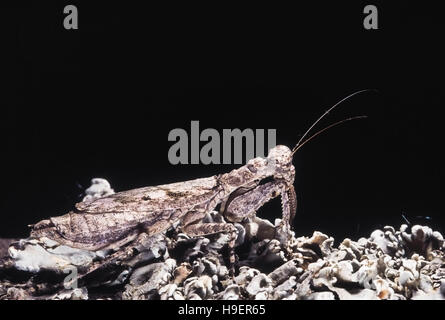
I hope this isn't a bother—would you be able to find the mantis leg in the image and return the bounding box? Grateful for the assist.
[221,180,297,246]
[279,184,297,235]
[221,180,296,227]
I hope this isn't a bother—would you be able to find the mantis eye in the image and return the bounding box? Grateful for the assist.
[247,164,257,173]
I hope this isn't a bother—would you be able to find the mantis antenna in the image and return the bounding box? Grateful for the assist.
[291,116,367,155]
[291,89,375,154]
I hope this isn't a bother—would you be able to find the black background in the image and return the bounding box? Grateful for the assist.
[1,2,444,242]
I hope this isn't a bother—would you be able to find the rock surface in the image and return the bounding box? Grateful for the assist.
[1,217,444,300]
[1,180,444,300]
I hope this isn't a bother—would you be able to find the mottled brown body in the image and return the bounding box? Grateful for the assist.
[31,145,297,270]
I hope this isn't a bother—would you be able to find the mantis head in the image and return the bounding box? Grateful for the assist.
[266,145,295,182]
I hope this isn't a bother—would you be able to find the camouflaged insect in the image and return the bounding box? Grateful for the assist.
[30,90,369,274]
[31,145,297,269]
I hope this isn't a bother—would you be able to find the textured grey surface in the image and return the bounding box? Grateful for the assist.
[0,178,444,300]
[1,217,445,300]
[0,239,15,259]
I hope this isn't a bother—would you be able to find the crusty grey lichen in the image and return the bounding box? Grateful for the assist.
[1,213,444,300]
[1,178,444,300]
[82,178,115,203]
